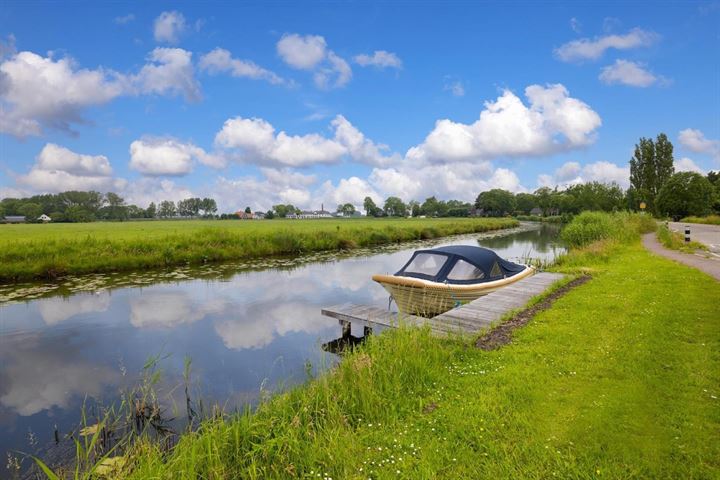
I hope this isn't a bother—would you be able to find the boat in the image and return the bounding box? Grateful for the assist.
[372,245,535,317]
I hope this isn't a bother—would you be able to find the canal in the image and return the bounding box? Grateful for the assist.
[0,222,564,467]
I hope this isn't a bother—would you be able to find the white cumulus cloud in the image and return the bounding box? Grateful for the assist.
[599,59,664,87]
[537,160,630,189]
[354,50,402,69]
[129,137,224,176]
[406,84,601,164]
[132,47,200,101]
[554,27,659,62]
[276,33,327,69]
[675,157,705,174]
[0,47,202,137]
[153,11,187,44]
[678,128,720,160]
[276,33,351,89]
[199,48,286,85]
[0,51,125,137]
[17,143,125,193]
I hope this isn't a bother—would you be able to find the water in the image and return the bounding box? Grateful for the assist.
[0,222,563,468]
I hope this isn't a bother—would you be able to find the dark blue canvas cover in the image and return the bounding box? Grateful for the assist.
[396,245,526,284]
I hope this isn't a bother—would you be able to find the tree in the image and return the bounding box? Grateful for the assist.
[629,133,675,214]
[199,198,217,216]
[65,205,93,222]
[363,196,381,217]
[408,200,421,217]
[158,200,176,218]
[244,206,252,214]
[265,210,275,219]
[146,202,157,218]
[534,187,553,216]
[105,192,127,220]
[656,172,714,219]
[18,202,42,222]
[421,196,447,217]
[272,204,298,218]
[475,189,516,216]
[336,203,356,216]
[515,193,537,214]
[383,196,408,217]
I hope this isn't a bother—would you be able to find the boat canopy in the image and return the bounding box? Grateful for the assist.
[395,245,526,285]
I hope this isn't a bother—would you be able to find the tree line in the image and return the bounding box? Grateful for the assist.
[0,192,218,223]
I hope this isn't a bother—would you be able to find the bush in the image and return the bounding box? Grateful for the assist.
[561,211,656,248]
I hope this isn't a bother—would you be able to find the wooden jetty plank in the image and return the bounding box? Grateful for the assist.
[321,272,566,336]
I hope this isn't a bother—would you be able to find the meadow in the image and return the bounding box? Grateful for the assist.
[0,217,517,283]
[35,212,720,478]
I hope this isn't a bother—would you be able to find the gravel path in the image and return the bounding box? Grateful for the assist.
[642,232,720,281]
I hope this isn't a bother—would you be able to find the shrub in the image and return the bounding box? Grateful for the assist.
[561,211,656,248]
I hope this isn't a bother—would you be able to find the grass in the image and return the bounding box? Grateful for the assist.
[0,217,517,283]
[656,224,707,253]
[35,212,720,478]
[680,214,720,226]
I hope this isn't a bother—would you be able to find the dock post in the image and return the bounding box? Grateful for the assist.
[340,320,351,339]
[685,226,691,243]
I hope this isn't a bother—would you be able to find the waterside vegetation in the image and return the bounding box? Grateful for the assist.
[0,217,517,283]
[34,212,720,478]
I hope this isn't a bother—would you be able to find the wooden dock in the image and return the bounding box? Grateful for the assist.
[322,272,565,337]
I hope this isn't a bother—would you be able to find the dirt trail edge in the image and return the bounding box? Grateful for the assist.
[476,275,591,350]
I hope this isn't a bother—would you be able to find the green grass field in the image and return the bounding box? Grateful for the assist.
[36,213,720,479]
[0,218,517,283]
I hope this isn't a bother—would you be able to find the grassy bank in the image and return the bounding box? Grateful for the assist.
[0,218,516,283]
[680,214,720,225]
[656,223,707,253]
[39,212,719,478]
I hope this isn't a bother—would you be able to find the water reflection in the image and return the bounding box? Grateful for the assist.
[0,223,563,464]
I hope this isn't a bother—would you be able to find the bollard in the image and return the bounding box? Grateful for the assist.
[685,226,691,243]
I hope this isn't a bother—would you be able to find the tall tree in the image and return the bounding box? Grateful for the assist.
[629,134,674,213]
[475,189,516,216]
[158,200,176,218]
[105,192,127,220]
[383,196,407,217]
[337,203,356,215]
[146,202,157,218]
[363,196,381,217]
[199,198,217,216]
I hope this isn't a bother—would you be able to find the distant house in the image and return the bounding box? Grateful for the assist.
[253,211,266,219]
[38,214,52,223]
[3,216,26,223]
[286,213,299,219]
[297,209,333,219]
[529,207,543,216]
[236,211,254,220]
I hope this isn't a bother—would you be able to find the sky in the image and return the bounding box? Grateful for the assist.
[1,1,719,213]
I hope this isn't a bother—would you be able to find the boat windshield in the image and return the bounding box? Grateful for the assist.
[446,259,485,281]
[403,253,447,277]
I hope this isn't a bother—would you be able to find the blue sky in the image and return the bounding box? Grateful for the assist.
[1,1,718,212]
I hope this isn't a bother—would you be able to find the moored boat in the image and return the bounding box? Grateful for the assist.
[372,245,534,317]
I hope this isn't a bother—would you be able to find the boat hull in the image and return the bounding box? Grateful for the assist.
[372,266,535,317]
